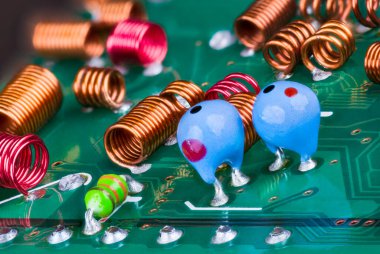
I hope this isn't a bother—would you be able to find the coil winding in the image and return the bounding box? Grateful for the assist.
[104,81,204,166]
[352,0,380,28]
[299,0,351,22]
[301,20,355,72]
[365,42,380,83]
[205,73,260,100]
[73,67,126,109]
[0,133,49,195]
[33,22,104,58]
[227,93,258,151]
[234,0,297,50]
[106,20,168,66]
[263,20,316,75]
[0,65,62,135]
[96,0,147,28]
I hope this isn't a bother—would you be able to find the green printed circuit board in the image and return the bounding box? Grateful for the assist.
[1,0,380,253]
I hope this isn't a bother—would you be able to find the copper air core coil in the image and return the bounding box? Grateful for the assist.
[0,65,62,135]
[299,0,351,22]
[365,42,380,83]
[73,67,126,109]
[96,0,147,28]
[263,20,316,75]
[228,92,258,152]
[352,0,380,28]
[32,22,105,58]
[104,81,204,166]
[234,0,297,50]
[301,20,355,72]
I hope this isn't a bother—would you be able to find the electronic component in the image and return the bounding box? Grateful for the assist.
[365,42,380,84]
[177,100,249,206]
[352,0,379,27]
[253,81,320,172]
[299,0,351,22]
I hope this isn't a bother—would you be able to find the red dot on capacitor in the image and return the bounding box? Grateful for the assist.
[284,87,298,97]
[181,139,207,162]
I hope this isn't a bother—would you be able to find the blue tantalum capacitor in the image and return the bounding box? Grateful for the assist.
[252,81,320,172]
[177,100,250,206]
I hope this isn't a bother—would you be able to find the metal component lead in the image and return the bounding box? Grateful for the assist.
[0,227,17,244]
[47,225,73,245]
[122,175,144,194]
[82,209,102,236]
[101,226,128,245]
[211,180,229,207]
[157,225,183,245]
[265,226,291,245]
[231,169,250,187]
[211,225,237,245]
[25,189,46,201]
[269,148,286,172]
[59,173,86,191]
[298,158,317,172]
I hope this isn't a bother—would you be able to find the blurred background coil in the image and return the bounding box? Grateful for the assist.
[227,92,258,151]
[205,73,260,100]
[95,0,147,28]
[234,0,297,50]
[299,0,351,22]
[104,81,204,166]
[106,19,168,66]
[83,0,112,11]
[352,0,380,27]
[0,133,49,195]
[364,42,380,83]
[33,22,105,58]
[263,20,316,75]
[301,20,355,72]
[73,67,126,109]
[0,65,63,135]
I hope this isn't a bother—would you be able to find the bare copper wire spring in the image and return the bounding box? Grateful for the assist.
[227,92,258,152]
[83,0,112,11]
[364,42,380,83]
[73,67,126,109]
[263,20,316,75]
[352,0,380,27]
[299,0,352,22]
[32,22,105,58]
[0,65,63,135]
[104,81,204,166]
[96,0,147,28]
[234,0,297,50]
[301,20,355,72]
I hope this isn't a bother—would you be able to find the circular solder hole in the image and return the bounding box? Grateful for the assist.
[190,105,202,114]
[329,159,338,165]
[149,208,158,214]
[236,188,244,193]
[140,224,151,230]
[361,137,372,144]
[156,198,167,205]
[349,219,360,226]
[335,219,346,226]
[165,176,175,181]
[52,161,63,167]
[263,85,275,94]
[303,189,313,196]
[363,220,376,227]
[164,188,174,194]
[351,129,361,135]
[268,196,278,202]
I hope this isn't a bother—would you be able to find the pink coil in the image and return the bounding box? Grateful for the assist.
[106,19,168,66]
[205,73,261,100]
[0,133,49,195]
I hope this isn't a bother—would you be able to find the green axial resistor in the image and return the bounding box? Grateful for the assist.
[84,174,129,218]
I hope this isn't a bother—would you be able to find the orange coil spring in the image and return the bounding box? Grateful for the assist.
[73,67,126,109]
[227,93,258,152]
[364,42,380,83]
[96,0,147,28]
[0,65,63,135]
[234,0,297,50]
[299,0,352,22]
[32,22,104,58]
[352,0,380,27]
[104,81,204,166]
[263,20,316,75]
[301,20,355,72]
[83,0,111,11]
